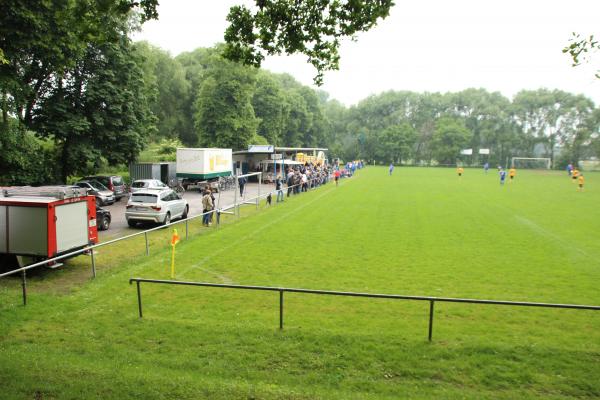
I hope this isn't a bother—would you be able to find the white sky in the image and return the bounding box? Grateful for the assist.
[132,0,600,106]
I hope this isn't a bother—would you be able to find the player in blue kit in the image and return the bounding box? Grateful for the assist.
[499,168,507,185]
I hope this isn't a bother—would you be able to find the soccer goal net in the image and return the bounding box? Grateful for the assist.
[511,157,552,169]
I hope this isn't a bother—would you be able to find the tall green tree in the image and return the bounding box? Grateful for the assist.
[0,0,157,128]
[430,117,472,165]
[33,39,155,181]
[512,89,593,165]
[252,72,285,145]
[380,123,417,163]
[134,42,191,142]
[0,1,158,183]
[193,59,258,149]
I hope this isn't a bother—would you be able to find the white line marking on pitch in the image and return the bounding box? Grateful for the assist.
[178,178,357,280]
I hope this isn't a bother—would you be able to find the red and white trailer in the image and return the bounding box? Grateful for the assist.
[0,186,98,267]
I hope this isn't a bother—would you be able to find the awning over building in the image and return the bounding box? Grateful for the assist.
[260,159,303,165]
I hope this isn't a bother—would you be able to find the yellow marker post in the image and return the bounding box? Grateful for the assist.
[170,228,180,279]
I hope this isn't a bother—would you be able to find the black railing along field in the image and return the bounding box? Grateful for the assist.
[129,278,600,342]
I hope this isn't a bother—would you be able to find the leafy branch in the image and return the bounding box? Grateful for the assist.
[223,0,394,86]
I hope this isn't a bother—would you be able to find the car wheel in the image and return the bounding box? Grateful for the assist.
[181,206,189,219]
[127,220,137,228]
[163,212,171,226]
[95,197,102,207]
[100,216,110,231]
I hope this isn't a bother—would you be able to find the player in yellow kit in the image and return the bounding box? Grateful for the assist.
[457,167,464,178]
[508,167,516,183]
[572,169,579,183]
[578,174,584,191]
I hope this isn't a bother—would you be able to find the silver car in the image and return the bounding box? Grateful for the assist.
[130,179,168,193]
[125,188,188,227]
[75,180,115,206]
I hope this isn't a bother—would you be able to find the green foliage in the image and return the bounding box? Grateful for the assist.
[157,138,183,156]
[252,72,286,145]
[0,0,158,184]
[134,42,191,142]
[137,139,182,162]
[32,38,155,181]
[224,0,394,85]
[193,58,259,149]
[563,33,600,79]
[380,123,417,163]
[0,123,57,185]
[431,117,472,164]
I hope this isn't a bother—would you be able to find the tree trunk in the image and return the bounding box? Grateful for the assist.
[1,92,7,133]
[60,141,70,184]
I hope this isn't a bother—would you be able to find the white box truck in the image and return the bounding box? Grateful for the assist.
[176,148,233,190]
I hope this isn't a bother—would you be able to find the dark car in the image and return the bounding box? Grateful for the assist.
[96,206,111,231]
[83,175,127,201]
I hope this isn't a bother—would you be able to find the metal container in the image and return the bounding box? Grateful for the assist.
[129,162,176,184]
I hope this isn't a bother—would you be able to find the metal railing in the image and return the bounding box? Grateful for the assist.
[129,278,600,342]
[0,171,335,305]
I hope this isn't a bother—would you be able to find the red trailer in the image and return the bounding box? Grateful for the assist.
[0,186,98,268]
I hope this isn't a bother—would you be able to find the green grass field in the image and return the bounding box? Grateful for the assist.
[1,167,600,399]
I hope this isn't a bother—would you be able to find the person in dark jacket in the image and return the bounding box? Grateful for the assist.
[238,176,247,196]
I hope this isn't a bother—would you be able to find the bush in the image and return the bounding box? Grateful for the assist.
[0,124,59,185]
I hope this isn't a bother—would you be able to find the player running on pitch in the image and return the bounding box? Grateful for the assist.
[457,166,464,178]
[499,168,507,185]
[509,167,516,183]
[572,168,579,183]
[578,174,585,191]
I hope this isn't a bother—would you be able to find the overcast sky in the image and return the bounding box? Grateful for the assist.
[132,0,600,106]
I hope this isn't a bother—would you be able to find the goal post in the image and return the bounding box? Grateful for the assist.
[511,157,552,169]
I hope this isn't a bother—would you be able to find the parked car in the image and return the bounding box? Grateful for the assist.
[130,179,168,193]
[125,188,188,227]
[74,180,115,206]
[96,206,111,231]
[83,175,127,201]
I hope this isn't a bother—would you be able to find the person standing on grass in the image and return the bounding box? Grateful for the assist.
[238,176,247,196]
[499,168,507,185]
[201,189,213,226]
[509,167,516,183]
[484,162,489,173]
[457,166,464,178]
[286,168,294,197]
[578,174,585,192]
[209,186,216,224]
[389,163,394,176]
[275,175,284,202]
[301,172,308,192]
[334,169,341,186]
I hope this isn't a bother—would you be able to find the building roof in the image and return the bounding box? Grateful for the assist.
[233,146,328,155]
[274,147,328,152]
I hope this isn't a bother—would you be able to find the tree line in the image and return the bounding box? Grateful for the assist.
[338,88,600,168]
[2,2,599,186]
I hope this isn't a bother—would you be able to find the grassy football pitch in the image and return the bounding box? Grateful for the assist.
[1,167,600,399]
